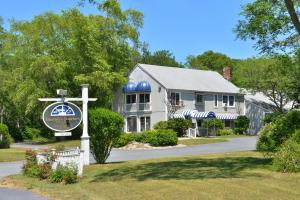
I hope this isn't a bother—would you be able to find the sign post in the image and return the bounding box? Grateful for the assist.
[39,84,97,165]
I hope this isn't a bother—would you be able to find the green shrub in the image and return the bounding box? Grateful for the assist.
[263,112,283,125]
[153,121,169,130]
[217,129,234,136]
[234,116,250,134]
[113,133,134,147]
[23,127,41,140]
[256,123,277,153]
[291,129,300,143]
[272,139,300,173]
[0,123,12,148]
[89,108,124,164]
[202,118,224,129]
[167,118,191,137]
[49,165,78,184]
[147,129,178,146]
[133,132,149,143]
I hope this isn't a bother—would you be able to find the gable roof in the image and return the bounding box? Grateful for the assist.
[137,63,241,94]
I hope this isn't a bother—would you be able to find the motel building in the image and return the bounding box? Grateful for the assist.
[113,64,274,135]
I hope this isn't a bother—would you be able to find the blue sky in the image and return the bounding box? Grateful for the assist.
[0,0,257,63]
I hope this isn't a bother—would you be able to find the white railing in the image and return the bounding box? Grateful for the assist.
[37,147,84,176]
[125,103,151,111]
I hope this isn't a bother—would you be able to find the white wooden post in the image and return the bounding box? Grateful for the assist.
[81,84,90,165]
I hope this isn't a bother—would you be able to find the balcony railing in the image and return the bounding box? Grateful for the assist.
[125,103,151,112]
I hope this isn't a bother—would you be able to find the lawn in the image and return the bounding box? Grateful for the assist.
[178,135,252,146]
[0,148,25,162]
[2,151,300,200]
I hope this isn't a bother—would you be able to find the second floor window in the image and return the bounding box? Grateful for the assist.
[139,93,150,103]
[126,94,136,104]
[195,94,203,104]
[170,92,180,105]
[222,95,235,107]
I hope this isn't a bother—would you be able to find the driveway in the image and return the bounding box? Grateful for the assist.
[107,137,257,162]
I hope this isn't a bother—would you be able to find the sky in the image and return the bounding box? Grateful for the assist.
[0,0,258,63]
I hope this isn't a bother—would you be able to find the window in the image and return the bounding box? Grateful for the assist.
[170,92,180,106]
[127,116,137,132]
[140,116,151,131]
[195,94,203,104]
[222,95,235,107]
[126,94,136,104]
[214,95,218,107]
[224,120,231,128]
[139,93,150,103]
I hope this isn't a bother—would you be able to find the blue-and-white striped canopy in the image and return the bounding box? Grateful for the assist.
[173,113,185,119]
[181,109,197,117]
[215,113,239,120]
[191,111,216,119]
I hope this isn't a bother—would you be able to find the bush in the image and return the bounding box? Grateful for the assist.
[272,139,300,173]
[23,127,41,140]
[153,121,168,130]
[217,129,234,136]
[202,118,224,129]
[167,118,191,137]
[234,116,250,134]
[0,123,12,148]
[113,133,134,147]
[256,123,277,153]
[49,165,78,184]
[38,163,52,180]
[146,129,178,146]
[23,149,39,177]
[263,112,283,125]
[89,108,124,164]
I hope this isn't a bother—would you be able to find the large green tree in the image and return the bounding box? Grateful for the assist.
[235,0,300,53]
[186,51,233,73]
[0,0,143,140]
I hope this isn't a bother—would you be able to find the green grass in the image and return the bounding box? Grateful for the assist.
[0,148,25,162]
[3,151,300,200]
[178,138,228,146]
[47,140,80,148]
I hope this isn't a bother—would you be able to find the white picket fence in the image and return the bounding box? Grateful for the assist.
[187,128,197,138]
[37,147,84,176]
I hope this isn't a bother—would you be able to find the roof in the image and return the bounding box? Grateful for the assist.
[137,64,241,94]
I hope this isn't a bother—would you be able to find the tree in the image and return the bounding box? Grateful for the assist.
[140,45,182,67]
[186,51,233,73]
[0,1,144,140]
[233,55,297,112]
[235,0,300,53]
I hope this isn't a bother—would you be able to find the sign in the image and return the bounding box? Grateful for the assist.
[42,102,82,132]
[55,132,72,137]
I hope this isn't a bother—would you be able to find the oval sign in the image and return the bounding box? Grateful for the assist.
[42,102,82,132]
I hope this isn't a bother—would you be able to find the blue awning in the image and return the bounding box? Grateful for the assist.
[136,81,151,92]
[122,82,136,93]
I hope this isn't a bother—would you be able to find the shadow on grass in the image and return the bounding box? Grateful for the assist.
[92,156,272,182]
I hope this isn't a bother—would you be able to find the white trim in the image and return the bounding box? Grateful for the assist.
[125,115,138,133]
[139,115,151,132]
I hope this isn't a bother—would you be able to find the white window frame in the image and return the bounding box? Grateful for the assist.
[126,115,137,132]
[170,92,181,106]
[139,93,151,104]
[140,116,151,132]
[214,94,218,108]
[222,95,235,107]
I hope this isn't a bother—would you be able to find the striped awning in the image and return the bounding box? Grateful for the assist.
[191,111,216,119]
[173,113,185,119]
[181,109,197,117]
[216,113,239,120]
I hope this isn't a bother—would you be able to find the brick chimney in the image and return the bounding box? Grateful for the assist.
[223,67,231,81]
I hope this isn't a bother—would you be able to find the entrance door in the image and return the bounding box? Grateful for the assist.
[127,116,137,132]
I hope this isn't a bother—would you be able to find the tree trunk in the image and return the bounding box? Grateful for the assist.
[284,0,300,35]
